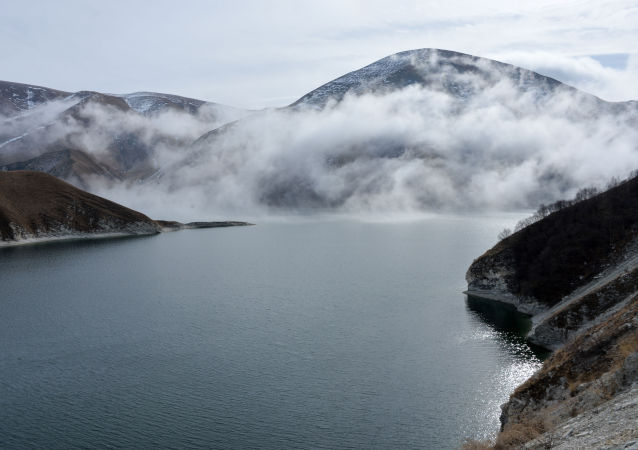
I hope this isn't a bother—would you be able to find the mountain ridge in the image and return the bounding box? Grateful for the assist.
[187,48,638,213]
[3,49,638,215]
[292,48,588,108]
[0,80,250,188]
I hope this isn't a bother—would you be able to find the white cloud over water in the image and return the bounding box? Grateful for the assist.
[93,73,638,219]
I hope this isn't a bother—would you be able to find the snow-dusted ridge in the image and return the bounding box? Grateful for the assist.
[291,48,568,108]
[117,91,206,114]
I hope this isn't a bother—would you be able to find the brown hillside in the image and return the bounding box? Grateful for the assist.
[0,170,159,241]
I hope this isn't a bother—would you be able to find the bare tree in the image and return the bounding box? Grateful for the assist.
[498,227,512,241]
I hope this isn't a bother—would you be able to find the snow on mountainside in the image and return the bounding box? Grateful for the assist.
[117,91,246,120]
[291,48,627,112]
[292,49,556,106]
[0,81,250,190]
[0,80,71,116]
[120,91,206,114]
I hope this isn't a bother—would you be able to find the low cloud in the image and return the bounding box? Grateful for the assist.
[100,73,638,220]
[3,57,638,222]
[493,51,638,102]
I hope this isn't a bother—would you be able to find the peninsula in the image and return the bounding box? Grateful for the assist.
[0,170,251,246]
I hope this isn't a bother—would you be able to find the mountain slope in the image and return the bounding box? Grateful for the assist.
[0,80,71,116]
[292,49,586,109]
[0,148,121,189]
[119,91,206,115]
[0,81,249,189]
[466,175,638,312]
[0,170,159,242]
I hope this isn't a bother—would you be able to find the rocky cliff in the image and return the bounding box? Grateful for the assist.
[465,176,638,448]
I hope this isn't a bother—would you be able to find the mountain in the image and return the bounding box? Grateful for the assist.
[0,81,249,189]
[291,48,635,115]
[464,176,638,448]
[3,49,638,215]
[292,48,565,108]
[185,49,638,212]
[0,148,121,190]
[0,170,160,242]
[0,80,71,116]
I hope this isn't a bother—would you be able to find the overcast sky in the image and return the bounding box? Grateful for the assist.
[1,0,637,108]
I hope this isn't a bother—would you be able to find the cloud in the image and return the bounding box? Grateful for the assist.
[92,58,638,220]
[491,51,638,102]
[4,51,638,221]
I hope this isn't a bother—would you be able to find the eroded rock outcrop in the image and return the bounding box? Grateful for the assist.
[528,265,638,350]
[466,244,546,315]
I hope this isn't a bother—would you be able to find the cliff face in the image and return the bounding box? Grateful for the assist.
[465,244,547,315]
[0,170,160,243]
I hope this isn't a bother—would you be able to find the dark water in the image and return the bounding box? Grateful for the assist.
[0,217,540,449]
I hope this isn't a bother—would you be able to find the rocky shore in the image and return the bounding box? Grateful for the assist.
[464,178,638,448]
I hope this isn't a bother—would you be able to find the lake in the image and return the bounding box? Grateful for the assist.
[0,216,540,448]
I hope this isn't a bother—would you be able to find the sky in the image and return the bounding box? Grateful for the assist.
[1,0,638,108]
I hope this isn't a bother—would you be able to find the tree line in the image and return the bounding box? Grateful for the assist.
[498,171,638,242]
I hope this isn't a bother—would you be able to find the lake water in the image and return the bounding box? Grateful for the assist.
[0,216,540,449]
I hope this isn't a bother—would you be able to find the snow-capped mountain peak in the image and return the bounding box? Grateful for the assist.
[292,48,565,108]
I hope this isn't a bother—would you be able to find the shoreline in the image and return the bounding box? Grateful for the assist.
[463,289,521,308]
[463,288,547,316]
[0,221,255,248]
[0,230,159,248]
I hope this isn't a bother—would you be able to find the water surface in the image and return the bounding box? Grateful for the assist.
[0,217,540,448]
